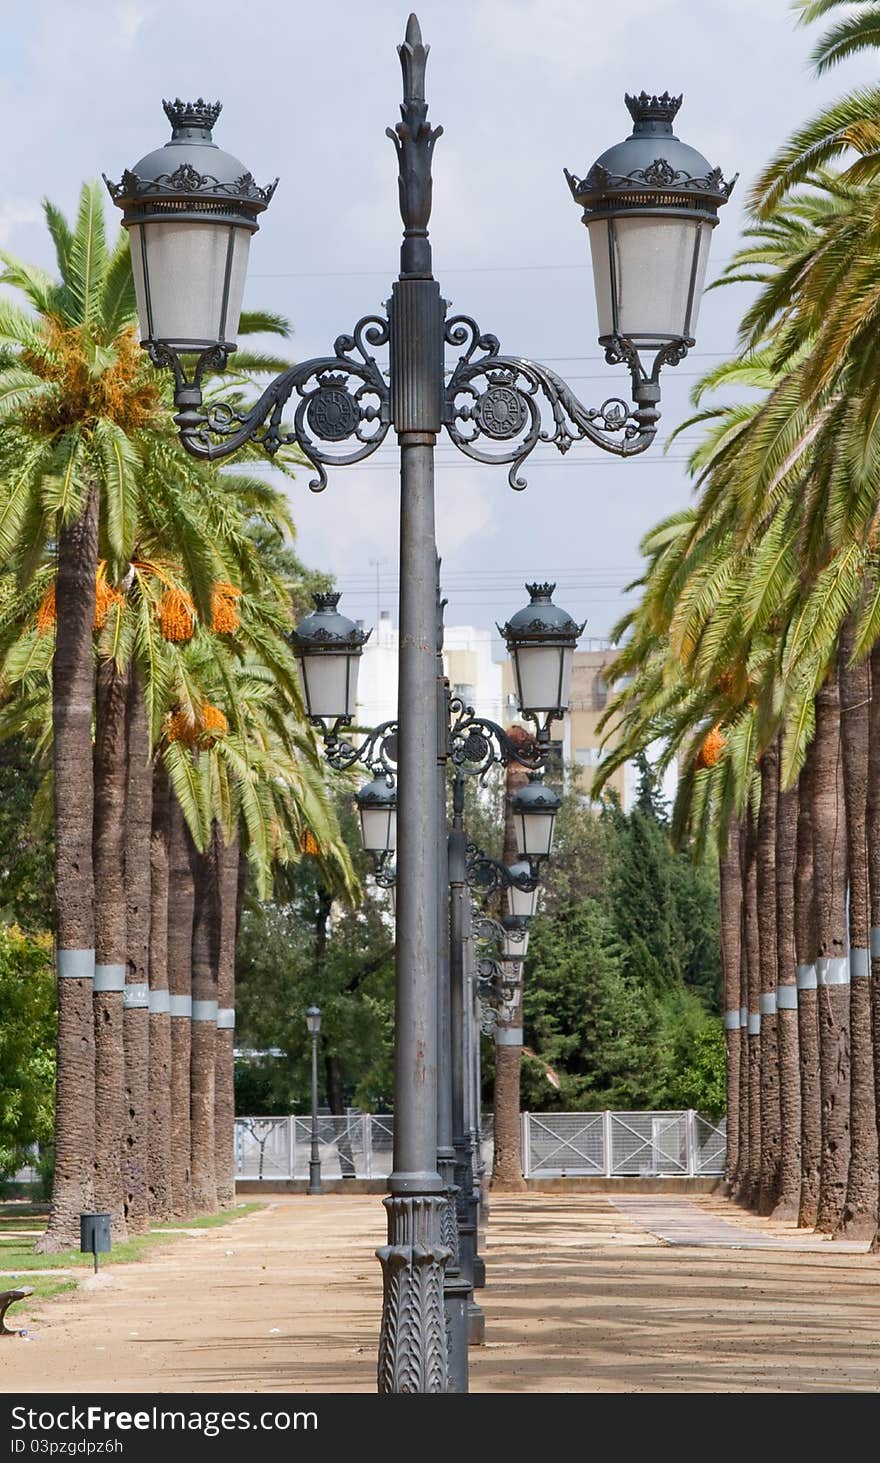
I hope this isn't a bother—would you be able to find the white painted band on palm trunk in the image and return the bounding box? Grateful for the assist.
[850,947,870,979]
[192,1000,218,1022]
[817,956,849,986]
[739,1006,748,1027]
[495,1027,523,1045]
[777,986,798,1010]
[93,964,125,992]
[796,963,817,990]
[759,992,776,1015]
[148,989,171,1015]
[217,1008,235,1030]
[123,984,149,1009]
[170,995,192,1018]
[871,927,880,957]
[723,1009,740,1029]
[747,1013,761,1035]
[57,949,95,978]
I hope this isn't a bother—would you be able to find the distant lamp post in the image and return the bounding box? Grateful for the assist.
[305,1005,323,1196]
[356,769,397,854]
[499,583,585,738]
[510,774,561,859]
[292,591,371,733]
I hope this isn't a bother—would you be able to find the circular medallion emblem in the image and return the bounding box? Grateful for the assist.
[475,385,527,440]
[462,729,490,766]
[307,387,358,442]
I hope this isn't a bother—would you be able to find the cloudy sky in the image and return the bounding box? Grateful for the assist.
[0,1,872,647]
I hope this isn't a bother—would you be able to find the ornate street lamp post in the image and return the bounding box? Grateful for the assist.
[107,12,733,1394]
[305,1006,323,1196]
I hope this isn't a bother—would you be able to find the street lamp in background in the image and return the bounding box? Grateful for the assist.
[108,11,733,1394]
[305,1005,323,1196]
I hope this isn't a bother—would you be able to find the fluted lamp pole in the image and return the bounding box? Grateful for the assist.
[107,11,733,1395]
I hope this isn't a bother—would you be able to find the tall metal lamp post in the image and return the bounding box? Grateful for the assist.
[305,1005,323,1196]
[107,12,733,1394]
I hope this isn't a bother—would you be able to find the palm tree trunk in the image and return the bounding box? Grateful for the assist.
[39,482,99,1252]
[122,673,152,1234]
[837,628,877,1237]
[190,824,221,1213]
[147,761,173,1220]
[742,805,762,1207]
[734,827,751,1197]
[867,642,880,1251]
[773,780,801,1220]
[812,678,851,1233]
[795,746,821,1227]
[168,795,195,1217]
[214,835,240,1208]
[490,731,532,1192]
[757,743,781,1213]
[720,817,743,1189]
[92,660,130,1240]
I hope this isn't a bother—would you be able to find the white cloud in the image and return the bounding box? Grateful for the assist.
[0,199,42,247]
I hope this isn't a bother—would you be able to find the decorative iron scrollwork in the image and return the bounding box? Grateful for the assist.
[442,315,659,490]
[165,314,392,488]
[321,717,398,774]
[449,698,545,780]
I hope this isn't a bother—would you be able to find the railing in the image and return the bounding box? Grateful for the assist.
[234,1110,725,1180]
[522,1110,726,1178]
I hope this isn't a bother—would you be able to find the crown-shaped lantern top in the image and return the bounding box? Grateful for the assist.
[162,97,222,137]
[525,582,556,603]
[625,91,682,132]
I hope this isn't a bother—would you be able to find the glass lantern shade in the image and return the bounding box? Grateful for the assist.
[506,862,540,920]
[513,644,574,717]
[305,1005,321,1036]
[501,925,530,962]
[587,214,713,348]
[128,216,253,353]
[293,593,370,725]
[296,648,361,723]
[510,775,560,859]
[356,773,397,854]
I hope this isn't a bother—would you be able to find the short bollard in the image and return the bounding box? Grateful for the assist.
[80,1212,111,1274]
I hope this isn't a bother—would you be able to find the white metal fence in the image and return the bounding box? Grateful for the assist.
[234,1110,725,1180]
[522,1110,726,1178]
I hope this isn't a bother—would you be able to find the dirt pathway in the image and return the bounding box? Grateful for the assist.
[2,1193,879,1393]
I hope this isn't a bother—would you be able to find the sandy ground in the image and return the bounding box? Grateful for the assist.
[2,1192,880,1393]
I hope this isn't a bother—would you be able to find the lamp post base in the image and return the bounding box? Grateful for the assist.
[377,1194,450,1394]
[467,1300,486,1346]
[307,1161,323,1196]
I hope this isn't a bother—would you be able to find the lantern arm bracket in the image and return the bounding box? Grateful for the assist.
[448,698,549,782]
[152,313,392,489]
[373,849,397,888]
[441,316,685,489]
[317,716,398,774]
[465,843,543,903]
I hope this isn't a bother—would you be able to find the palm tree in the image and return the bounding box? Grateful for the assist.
[123,673,152,1233]
[836,619,877,1235]
[810,677,851,1231]
[774,780,802,1219]
[719,818,743,1187]
[92,659,130,1237]
[757,743,781,1212]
